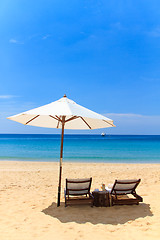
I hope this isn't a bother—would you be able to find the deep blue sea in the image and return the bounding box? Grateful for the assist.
[0,134,160,163]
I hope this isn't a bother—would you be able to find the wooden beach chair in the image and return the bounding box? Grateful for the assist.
[106,179,143,205]
[64,178,94,207]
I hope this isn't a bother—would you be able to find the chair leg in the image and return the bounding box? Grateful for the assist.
[65,196,67,207]
[110,195,113,206]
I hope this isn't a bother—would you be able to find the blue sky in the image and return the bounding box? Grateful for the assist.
[0,0,160,134]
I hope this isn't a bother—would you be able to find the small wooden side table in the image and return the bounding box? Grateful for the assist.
[92,191,110,207]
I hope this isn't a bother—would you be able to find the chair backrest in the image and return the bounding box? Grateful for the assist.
[111,179,141,194]
[66,178,92,196]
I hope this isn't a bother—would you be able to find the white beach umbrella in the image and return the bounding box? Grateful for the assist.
[7,95,115,206]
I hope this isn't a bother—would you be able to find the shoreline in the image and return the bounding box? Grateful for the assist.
[1,159,160,164]
[1,133,160,135]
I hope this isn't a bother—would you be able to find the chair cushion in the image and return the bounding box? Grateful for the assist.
[66,178,91,195]
[111,179,139,194]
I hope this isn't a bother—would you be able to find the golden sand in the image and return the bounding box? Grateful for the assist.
[0,161,160,240]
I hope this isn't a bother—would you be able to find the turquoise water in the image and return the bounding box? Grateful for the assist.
[0,134,160,163]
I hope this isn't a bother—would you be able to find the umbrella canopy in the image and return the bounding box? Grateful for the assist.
[7,95,115,129]
[7,95,115,206]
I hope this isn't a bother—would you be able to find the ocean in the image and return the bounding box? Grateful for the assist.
[0,134,160,163]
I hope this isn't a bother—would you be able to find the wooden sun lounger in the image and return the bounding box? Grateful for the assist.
[64,178,94,207]
[109,179,143,205]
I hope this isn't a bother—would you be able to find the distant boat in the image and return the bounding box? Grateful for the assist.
[101,133,106,136]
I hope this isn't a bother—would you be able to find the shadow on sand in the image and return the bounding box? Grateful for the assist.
[42,202,153,225]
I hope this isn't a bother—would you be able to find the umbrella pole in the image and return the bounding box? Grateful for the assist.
[57,116,65,207]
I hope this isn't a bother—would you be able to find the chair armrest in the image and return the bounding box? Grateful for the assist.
[89,192,94,199]
[132,192,143,202]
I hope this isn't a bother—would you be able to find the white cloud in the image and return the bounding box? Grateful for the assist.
[102,113,160,134]
[141,77,160,82]
[0,95,15,99]
[9,39,24,44]
[105,112,160,120]
[106,113,143,118]
[110,22,125,30]
[146,26,160,37]
[42,34,51,40]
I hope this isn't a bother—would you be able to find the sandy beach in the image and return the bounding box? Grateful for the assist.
[0,161,160,240]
